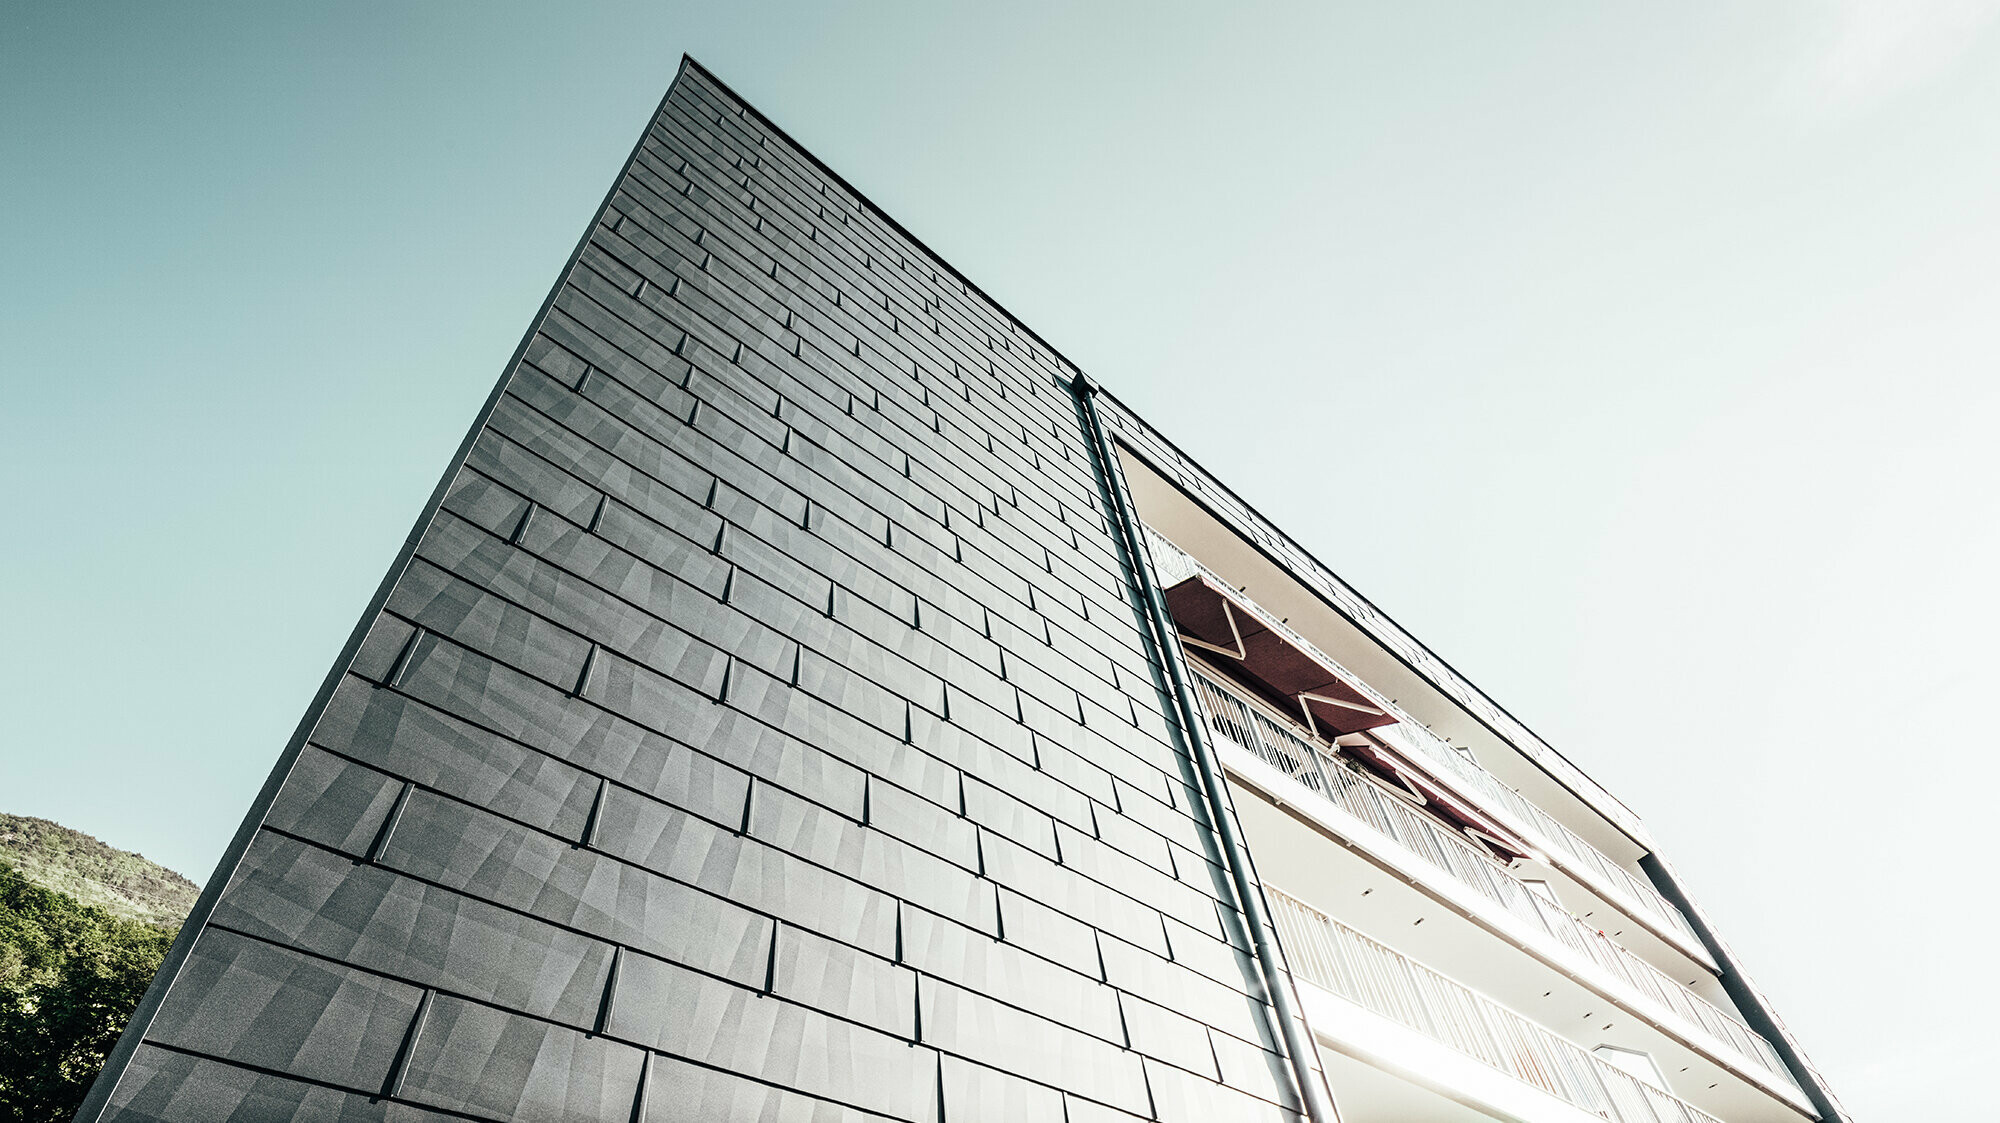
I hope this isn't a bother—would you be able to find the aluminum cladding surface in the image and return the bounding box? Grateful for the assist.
[84,62,1304,1123]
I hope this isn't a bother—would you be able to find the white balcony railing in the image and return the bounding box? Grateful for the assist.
[1143,526,1706,953]
[1190,667,1797,1088]
[1271,888,1729,1123]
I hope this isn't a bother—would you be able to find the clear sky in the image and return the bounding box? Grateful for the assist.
[4,3,1994,1117]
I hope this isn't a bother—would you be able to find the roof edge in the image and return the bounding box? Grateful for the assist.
[676,54,1647,846]
[678,55,1092,388]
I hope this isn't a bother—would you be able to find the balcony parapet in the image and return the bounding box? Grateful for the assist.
[1271,887,1736,1123]
[1195,667,1806,1101]
[1143,525,1713,964]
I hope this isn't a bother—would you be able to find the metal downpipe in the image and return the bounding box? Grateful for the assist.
[1070,374,1341,1123]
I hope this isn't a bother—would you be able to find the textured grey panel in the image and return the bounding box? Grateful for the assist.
[980,831,1165,957]
[720,659,957,811]
[1209,1029,1301,1112]
[927,726,1092,834]
[860,776,976,871]
[1118,992,1219,1079]
[212,831,615,1028]
[642,1055,900,1123]
[398,995,645,1122]
[462,422,610,526]
[393,623,866,823]
[350,612,423,685]
[311,677,599,839]
[1089,798,1176,874]
[1162,914,1258,995]
[376,786,780,980]
[1101,930,1275,1052]
[939,1055,1064,1123]
[912,688,1033,766]
[386,558,596,689]
[747,780,998,937]
[609,953,937,1120]
[993,885,1101,974]
[1033,734,1119,807]
[917,976,1149,1117]
[899,904,1122,1043]
[147,930,421,1092]
[1145,1058,1300,1123]
[1062,1094,1154,1123]
[106,1046,465,1123]
[261,746,405,859]
[768,922,916,1039]
[960,776,1057,862]
[590,748,752,834]
[1054,822,1220,936]
[415,505,731,644]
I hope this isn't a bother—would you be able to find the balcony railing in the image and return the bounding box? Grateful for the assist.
[1373,719,1707,952]
[1143,526,1707,954]
[1190,667,1797,1088]
[1271,888,1728,1123]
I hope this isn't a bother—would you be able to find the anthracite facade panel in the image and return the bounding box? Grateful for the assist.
[83,60,1318,1123]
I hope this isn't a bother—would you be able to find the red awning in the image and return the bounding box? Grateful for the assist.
[1161,572,1537,861]
[1162,574,1396,737]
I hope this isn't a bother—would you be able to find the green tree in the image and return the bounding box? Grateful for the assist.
[0,863,174,1123]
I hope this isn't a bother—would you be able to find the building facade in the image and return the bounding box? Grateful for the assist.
[80,59,1849,1123]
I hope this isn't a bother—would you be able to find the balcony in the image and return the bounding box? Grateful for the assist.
[1271,887,1731,1123]
[1189,665,1802,1099]
[1143,525,1712,962]
[1112,439,1651,846]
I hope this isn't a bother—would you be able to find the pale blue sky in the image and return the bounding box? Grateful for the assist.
[5,3,1996,1116]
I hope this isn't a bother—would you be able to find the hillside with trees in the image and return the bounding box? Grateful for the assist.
[0,817,196,1123]
[0,816,198,928]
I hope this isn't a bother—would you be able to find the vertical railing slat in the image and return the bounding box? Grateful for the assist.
[1269,889,1726,1123]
